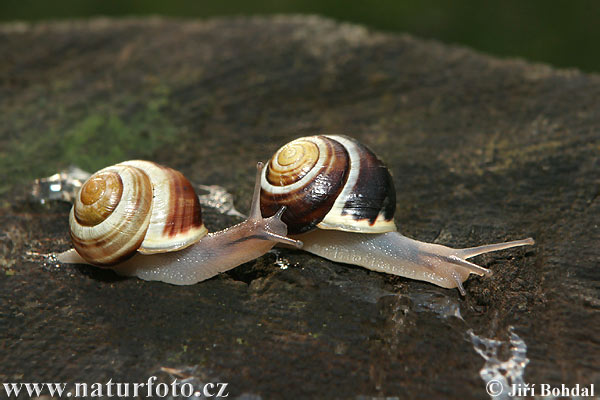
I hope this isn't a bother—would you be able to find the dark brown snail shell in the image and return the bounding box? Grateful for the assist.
[260,135,396,234]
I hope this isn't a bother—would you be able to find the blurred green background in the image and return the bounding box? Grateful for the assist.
[1,0,599,73]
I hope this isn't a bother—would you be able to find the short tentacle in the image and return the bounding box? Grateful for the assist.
[454,276,466,296]
[437,254,492,276]
[262,206,303,248]
[273,205,287,220]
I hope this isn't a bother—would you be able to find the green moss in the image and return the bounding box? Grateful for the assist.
[61,110,176,171]
[0,89,179,197]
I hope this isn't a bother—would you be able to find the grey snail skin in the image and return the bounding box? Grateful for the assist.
[57,160,302,284]
[260,135,534,295]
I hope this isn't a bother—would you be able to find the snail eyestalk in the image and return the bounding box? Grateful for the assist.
[455,237,535,259]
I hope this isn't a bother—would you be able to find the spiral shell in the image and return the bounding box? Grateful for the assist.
[69,160,207,265]
[260,135,397,234]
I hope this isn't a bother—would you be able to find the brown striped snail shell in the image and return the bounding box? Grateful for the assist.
[260,135,534,295]
[69,160,207,265]
[260,135,397,234]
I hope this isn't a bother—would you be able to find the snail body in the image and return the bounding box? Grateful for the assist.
[260,135,534,295]
[58,161,301,284]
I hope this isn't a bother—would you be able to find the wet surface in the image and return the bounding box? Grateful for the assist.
[1,16,598,399]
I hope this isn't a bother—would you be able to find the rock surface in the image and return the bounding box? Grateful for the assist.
[0,16,598,399]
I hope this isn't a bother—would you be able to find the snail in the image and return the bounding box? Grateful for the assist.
[57,160,302,284]
[260,135,534,295]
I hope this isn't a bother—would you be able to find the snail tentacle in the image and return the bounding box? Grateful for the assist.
[248,161,266,221]
[454,237,535,259]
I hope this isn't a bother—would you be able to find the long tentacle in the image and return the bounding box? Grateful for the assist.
[456,237,534,259]
[249,162,264,220]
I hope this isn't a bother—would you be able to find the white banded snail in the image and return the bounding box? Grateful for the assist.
[57,160,302,284]
[260,135,535,295]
